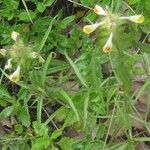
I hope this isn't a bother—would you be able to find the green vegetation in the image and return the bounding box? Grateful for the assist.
[0,0,150,149]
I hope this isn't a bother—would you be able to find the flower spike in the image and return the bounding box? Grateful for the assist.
[94,5,107,16]
[102,33,113,53]
[83,22,105,34]
[120,15,144,23]
[5,59,12,70]
[9,66,20,82]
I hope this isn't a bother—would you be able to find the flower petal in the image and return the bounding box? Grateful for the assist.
[83,23,99,34]
[94,5,107,16]
[102,33,113,53]
[120,15,144,23]
[9,66,20,82]
[5,59,12,70]
[11,31,20,41]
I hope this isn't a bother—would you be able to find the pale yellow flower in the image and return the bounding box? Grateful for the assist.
[83,21,105,34]
[120,15,144,23]
[93,5,107,16]
[9,66,20,82]
[5,59,12,70]
[102,33,113,53]
[11,31,20,41]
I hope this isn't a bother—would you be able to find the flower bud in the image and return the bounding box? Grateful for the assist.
[94,5,107,16]
[83,22,105,34]
[102,33,113,53]
[9,66,20,82]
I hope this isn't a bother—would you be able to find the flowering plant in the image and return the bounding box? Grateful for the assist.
[83,5,144,53]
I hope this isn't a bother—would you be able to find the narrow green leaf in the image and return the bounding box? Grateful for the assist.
[63,16,75,25]
[65,52,88,87]
[37,96,44,124]
[39,14,58,52]
[45,106,65,125]
[60,90,80,121]
[83,91,89,129]
[111,52,131,95]
[41,53,52,87]
[116,58,131,94]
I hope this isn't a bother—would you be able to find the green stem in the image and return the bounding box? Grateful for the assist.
[37,95,44,123]
[0,67,6,84]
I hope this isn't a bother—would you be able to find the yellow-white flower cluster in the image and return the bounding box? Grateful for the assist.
[0,31,44,83]
[83,5,144,53]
